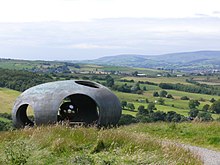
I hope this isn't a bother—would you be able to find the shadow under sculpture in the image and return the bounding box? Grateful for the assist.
[12,80,121,128]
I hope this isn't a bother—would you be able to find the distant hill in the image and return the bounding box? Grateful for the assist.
[82,51,220,71]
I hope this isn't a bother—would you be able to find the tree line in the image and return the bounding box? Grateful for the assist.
[159,83,220,96]
[0,68,54,91]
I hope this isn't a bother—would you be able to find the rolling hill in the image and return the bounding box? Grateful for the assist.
[0,88,20,113]
[82,51,220,71]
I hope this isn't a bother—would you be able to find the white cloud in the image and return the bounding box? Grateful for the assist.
[0,0,220,22]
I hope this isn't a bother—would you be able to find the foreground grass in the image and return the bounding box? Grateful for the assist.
[0,125,201,165]
[122,122,220,151]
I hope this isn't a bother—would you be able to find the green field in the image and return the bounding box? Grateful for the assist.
[167,90,220,100]
[193,76,220,86]
[102,66,167,75]
[0,88,20,113]
[0,60,33,70]
[122,76,192,85]
[116,84,220,119]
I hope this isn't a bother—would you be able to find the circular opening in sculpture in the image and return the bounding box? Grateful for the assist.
[16,104,35,127]
[58,94,99,125]
[75,81,100,88]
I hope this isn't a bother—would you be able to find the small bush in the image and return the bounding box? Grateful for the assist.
[153,91,159,97]
[118,114,137,125]
[159,90,168,97]
[181,96,190,100]
[0,113,12,120]
[166,94,174,99]
[157,98,165,105]
[0,121,12,131]
[197,112,213,121]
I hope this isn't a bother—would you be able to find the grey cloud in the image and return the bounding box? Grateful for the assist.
[0,17,220,60]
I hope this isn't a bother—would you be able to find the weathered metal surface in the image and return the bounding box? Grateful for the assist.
[12,80,121,128]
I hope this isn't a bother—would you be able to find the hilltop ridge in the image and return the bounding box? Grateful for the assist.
[82,50,220,71]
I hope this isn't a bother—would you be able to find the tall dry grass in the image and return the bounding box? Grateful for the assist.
[0,124,202,164]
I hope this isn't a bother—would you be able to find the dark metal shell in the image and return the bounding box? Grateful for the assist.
[12,80,121,128]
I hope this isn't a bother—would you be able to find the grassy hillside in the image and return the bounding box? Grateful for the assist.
[123,122,220,151]
[0,59,65,70]
[0,88,20,113]
[83,55,169,68]
[150,51,220,63]
[0,125,201,164]
[115,75,220,119]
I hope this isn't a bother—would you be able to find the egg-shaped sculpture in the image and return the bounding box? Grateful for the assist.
[12,80,121,128]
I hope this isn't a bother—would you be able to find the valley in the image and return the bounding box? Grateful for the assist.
[1,55,220,164]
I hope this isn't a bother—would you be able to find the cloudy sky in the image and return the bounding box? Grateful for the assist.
[0,0,220,60]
